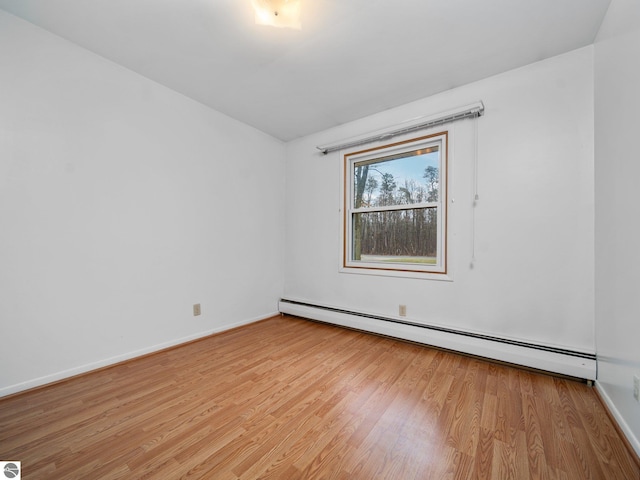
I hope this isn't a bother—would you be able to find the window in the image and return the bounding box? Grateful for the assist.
[342,131,448,276]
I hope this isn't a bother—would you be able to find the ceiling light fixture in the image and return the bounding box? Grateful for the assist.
[251,0,302,30]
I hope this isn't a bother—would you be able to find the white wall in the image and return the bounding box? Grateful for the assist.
[285,47,595,354]
[0,11,285,396]
[594,0,640,456]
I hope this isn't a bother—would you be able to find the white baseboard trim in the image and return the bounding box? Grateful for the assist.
[0,311,278,398]
[595,381,640,459]
[279,299,596,380]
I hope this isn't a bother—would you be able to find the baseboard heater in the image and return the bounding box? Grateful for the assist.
[279,299,596,380]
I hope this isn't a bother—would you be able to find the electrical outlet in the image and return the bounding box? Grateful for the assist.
[193,303,201,316]
[634,375,639,403]
[399,305,407,317]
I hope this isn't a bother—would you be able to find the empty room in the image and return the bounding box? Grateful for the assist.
[1,0,639,478]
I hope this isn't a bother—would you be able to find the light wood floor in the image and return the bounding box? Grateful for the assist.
[1,315,638,479]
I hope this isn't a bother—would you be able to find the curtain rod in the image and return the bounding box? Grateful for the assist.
[316,101,484,155]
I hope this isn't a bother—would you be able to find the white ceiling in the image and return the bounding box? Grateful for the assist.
[0,0,610,141]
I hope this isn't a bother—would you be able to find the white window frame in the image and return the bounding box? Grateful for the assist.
[341,130,449,279]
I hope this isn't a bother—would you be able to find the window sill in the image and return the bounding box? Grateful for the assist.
[339,264,453,281]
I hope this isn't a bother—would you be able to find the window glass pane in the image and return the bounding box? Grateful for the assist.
[353,146,440,209]
[352,207,438,264]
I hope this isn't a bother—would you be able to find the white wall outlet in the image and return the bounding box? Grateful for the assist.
[193,303,201,316]
[399,305,407,317]
[634,375,639,402]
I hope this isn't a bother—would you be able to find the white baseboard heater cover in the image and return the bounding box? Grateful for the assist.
[279,299,596,380]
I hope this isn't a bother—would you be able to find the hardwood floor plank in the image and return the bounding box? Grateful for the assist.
[0,315,638,479]
[522,392,550,480]
[473,427,495,480]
